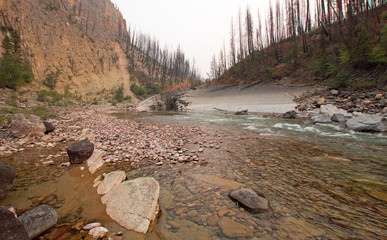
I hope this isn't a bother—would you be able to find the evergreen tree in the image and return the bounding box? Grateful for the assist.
[0,30,34,89]
[349,29,371,68]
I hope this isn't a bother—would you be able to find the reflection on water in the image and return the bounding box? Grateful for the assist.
[1,110,386,239]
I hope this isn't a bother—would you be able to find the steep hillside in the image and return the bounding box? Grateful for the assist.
[0,0,133,97]
[210,3,386,92]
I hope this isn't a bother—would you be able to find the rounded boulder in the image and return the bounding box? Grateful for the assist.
[67,140,94,164]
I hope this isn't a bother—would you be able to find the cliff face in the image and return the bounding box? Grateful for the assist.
[0,0,133,96]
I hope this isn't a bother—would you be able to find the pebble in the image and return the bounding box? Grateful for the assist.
[88,226,108,239]
[187,210,198,217]
[82,222,102,230]
[168,221,181,229]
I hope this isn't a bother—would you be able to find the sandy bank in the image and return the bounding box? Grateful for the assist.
[181,83,310,113]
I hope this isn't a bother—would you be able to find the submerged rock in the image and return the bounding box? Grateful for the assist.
[67,140,94,164]
[229,188,269,213]
[101,177,160,234]
[280,217,325,240]
[346,115,386,132]
[0,208,29,240]
[218,217,253,238]
[161,219,211,240]
[0,163,15,200]
[18,205,58,240]
[283,110,297,119]
[11,114,46,138]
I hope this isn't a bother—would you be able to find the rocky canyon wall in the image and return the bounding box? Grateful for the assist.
[0,0,133,96]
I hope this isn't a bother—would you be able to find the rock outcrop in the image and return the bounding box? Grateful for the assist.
[0,0,133,96]
[101,177,160,234]
[10,114,46,138]
[0,163,15,200]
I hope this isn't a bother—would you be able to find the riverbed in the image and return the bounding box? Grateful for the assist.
[1,109,386,239]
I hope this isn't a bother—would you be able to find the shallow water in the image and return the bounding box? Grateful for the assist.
[1,110,386,239]
[119,110,387,239]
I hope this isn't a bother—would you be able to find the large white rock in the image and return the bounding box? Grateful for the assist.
[346,115,386,132]
[101,177,160,234]
[97,171,126,195]
[87,150,105,174]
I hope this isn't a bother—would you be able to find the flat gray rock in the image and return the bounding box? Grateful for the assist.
[312,115,332,124]
[229,188,268,213]
[346,115,386,132]
[18,205,58,240]
[101,177,160,233]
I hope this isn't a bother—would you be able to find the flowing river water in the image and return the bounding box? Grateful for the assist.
[1,110,386,240]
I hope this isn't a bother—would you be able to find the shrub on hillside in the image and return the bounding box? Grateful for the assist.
[37,90,63,104]
[113,85,124,102]
[43,69,61,90]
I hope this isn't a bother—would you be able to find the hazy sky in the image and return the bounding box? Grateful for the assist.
[112,0,271,77]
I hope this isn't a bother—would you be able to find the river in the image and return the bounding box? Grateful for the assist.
[1,110,386,239]
[112,110,387,239]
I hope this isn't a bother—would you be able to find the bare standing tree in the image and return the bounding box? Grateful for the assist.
[230,18,237,66]
[238,8,245,61]
[245,7,254,56]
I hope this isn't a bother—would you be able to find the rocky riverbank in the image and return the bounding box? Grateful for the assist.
[0,106,228,239]
[295,88,387,115]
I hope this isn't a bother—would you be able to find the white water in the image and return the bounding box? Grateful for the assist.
[171,111,387,162]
